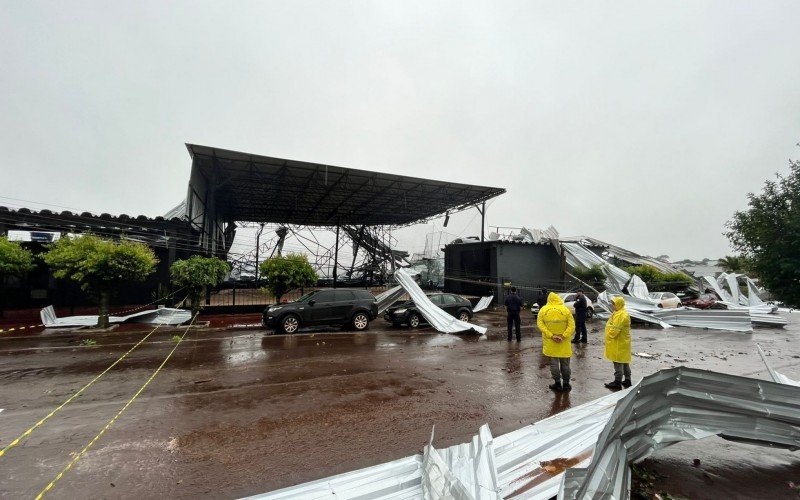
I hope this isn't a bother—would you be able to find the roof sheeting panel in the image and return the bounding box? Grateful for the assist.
[186,144,506,226]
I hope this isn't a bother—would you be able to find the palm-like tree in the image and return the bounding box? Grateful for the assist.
[718,255,747,273]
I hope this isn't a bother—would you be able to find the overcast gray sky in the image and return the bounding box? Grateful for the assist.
[2,1,800,260]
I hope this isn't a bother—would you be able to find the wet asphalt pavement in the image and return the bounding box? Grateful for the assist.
[1,309,799,499]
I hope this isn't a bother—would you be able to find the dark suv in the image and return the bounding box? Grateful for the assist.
[384,293,473,328]
[262,289,378,334]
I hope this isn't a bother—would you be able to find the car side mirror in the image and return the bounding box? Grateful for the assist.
[308,300,316,306]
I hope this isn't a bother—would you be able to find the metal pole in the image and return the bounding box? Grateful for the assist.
[333,223,340,289]
[254,223,264,283]
[480,201,486,242]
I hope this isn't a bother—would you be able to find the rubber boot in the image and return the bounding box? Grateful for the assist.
[605,380,623,390]
[562,379,572,392]
[622,379,632,388]
[549,380,563,392]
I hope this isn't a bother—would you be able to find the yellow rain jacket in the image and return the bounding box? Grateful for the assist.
[604,296,632,363]
[537,292,575,358]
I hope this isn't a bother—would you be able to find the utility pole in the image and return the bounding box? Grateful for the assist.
[254,222,265,283]
[333,222,340,289]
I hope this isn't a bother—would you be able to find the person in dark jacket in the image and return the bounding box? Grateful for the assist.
[504,286,523,342]
[572,289,588,344]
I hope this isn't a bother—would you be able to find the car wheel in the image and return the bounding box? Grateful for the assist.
[280,315,300,334]
[458,310,471,322]
[408,313,421,328]
[586,307,594,319]
[352,312,370,331]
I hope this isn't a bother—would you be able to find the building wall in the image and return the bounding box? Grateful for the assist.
[444,241,564,304]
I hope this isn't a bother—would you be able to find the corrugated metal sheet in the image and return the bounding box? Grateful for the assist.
[40,305,192,327]
[243,367,800,500]
[243,455,424,499]
[559,367,800,500]
[650,308,753,333]
[395,269,487,334]
[376,285,406,314]
[758,344,800,386]
[473,296,493,313]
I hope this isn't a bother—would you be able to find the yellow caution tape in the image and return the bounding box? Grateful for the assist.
[0,324,44,334]
[0,287,185,335]
[34,314,197,499]
[0,321,167,459]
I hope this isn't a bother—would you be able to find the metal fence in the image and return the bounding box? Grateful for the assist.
[205,282,396,308]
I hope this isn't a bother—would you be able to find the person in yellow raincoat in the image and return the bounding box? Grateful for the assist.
[537,292,575,392]
[604,296,632,390]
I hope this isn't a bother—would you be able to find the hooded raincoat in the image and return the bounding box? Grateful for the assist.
[604,296,632,363]
[537,292,575,358]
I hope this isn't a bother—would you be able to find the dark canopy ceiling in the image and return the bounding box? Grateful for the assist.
[187,144,506,226]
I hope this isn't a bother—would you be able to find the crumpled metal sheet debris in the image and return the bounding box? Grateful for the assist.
[375,285,406,314]
[243,454,425,499]
[758,344,800,387]
[650,308,753,333]
[596,292,672,329]
[40,305,192,328]
[559,367,800,500]
[243,366,800,500]
[245,389,631,500]
[395,269,487,334]
[472,296,493,313]
[560,242,630,291]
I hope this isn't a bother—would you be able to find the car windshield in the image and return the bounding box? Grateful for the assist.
[295,291,319,303]
[648,292,662,299]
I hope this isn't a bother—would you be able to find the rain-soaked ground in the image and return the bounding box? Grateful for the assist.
[1,309,799,499]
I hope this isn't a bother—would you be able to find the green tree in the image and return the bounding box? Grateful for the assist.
[726,155,800,306]
[0,236,35,317]
[718,255,749,273]
[43,235,158,328]
[0,236,35,276]
[570,264,607,291]
[259,253,318,303]
[170,256,230,316]
[622,265,693,292]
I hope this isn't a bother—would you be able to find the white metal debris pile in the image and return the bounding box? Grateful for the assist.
[559,367,800,500]
[394,268,487,334]
[553,233,786,331]
[39,305,192,328]
[243,364,800,500]
[701,273,787,326]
